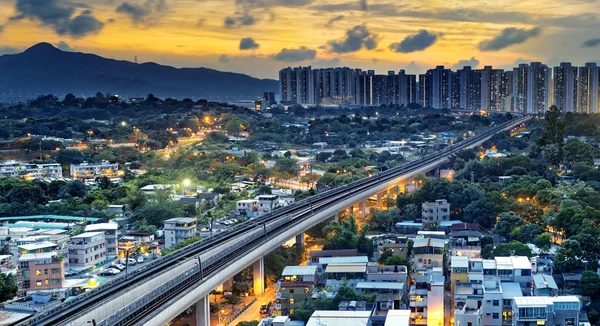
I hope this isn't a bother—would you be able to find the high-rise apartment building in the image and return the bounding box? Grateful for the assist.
[575,63,599,113]
[527,62,551,114]
[553,62,577,112]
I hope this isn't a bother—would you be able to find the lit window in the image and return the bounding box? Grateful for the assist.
[36,270,42,276]
[36,281,42,286]
[290,299,295,304]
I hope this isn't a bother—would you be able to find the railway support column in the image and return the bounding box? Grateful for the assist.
[253,257,264,295]
[358,200,366,217]
[296,233,305,249]
[222,279,232,292]
[196,295,210,326]
[377,191,387,207]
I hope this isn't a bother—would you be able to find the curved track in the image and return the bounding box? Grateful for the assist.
[16,117,529,326]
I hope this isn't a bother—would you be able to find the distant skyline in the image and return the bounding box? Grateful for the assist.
[1,0,600,79]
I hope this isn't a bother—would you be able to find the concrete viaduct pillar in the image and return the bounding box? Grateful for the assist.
[195,295,210,326]
[296,233,305,249]
[253,257,264,296]
[358,200,366,217]
[222,279,232,292]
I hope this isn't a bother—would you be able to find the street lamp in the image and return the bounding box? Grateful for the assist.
[183,179,191,187]
[121,121,127,127]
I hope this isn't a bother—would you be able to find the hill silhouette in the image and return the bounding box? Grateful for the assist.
[0,43,277,100]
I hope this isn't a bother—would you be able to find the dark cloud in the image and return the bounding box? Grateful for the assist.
[272,46,316,62]
[311,57,341,67]
[582,38,600,48]
[224,14,255,28]
[116,0,168,26]
[312,3,598,30]
[0,25,3,33]
[327,25,378,53]
[107,18,115,23]
[234,0,313,9]
[360,0,367,11]
[11,0,104,38]
[219,54,231,63]
[479,27,541,51]
[56,41,73,51]
[450,56,479,69]
[325,15,344,28]
[389,30,438,53]
[239,37,260,50]
[196,18,205,27]
[0,46,22,55]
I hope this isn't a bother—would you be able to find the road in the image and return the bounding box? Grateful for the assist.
[224,287,277,325]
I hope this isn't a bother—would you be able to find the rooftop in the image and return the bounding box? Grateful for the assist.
[9,222,69,230]
[451,222,481,232]
[451,256,469,268]
[532,274,558,290]
[307,310,371,326]
[308,249,357,257]
[355,281,404,291]
[513,296,580,308]
[85,223,118,231]
[164,217,197,224]
[18,241,57,251]
[501,282,523,300]
[326,263,367,274]
[413,237,445,248]
[384,310,410,326]
[282,265,317,276]
[71,231,104,239]
[318,256,369,265]
[0,215,99,222]
[18,252,58,262]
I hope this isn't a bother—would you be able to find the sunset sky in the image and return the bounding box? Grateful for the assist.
[1,0,600,79]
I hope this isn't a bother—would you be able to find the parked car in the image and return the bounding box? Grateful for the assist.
[101,268,120,276]
[111,263,126,271]
[137,256,144,263]
[120,258,137,266]
[259,302,272,316]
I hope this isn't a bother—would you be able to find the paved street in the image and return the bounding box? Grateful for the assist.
[216,286,277,325]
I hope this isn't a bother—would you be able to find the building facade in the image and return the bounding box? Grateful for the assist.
[70,161,119,180]
[0,161,62,180]
[163,217,197,249]
[68,232,106,271]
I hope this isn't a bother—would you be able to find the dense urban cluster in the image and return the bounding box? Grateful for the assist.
[0,92,598,326]
[278,63,600,114]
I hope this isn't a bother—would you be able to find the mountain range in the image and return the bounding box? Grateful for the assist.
[0,43,277,100]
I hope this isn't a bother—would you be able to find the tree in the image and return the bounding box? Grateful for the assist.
[580,271,600,298]
[372,209,397,231]
[56,149,84,166]
[553,239,584,272]
[463,198,496,229]
[59,181,87,199]
[226,118,247,136]
[482,244,494,259]
[315,152,332,163]
[0,273,18,302]
[255,185,272,195]
[6,183,47,204]
[492,241,532,258]
[400,203,420,221]
[131,202,183,226]
[0,245,9,255]
[384,255,409,267]
[224,294,242,308]
[274,158,298,175]
[533,233,552,252]
[539,105,565,147]
[563,139,593,167]
[323,215,359,250]
[494,211,524,238]
[515,223,544,243]
[236,322,259,326]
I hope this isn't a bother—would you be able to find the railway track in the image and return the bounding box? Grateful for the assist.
[16,116,529,326]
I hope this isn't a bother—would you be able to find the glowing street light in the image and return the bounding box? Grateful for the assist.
[183,179,191,187]
[121,121,127,127]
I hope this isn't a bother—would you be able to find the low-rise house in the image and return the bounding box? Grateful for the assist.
[85,223,119,258]
[17,252,64,295]
[70,161,119,180]
[163,217,197,249]
[276,266,318,316]
[68,232,106,272]
[532,274,558,297]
